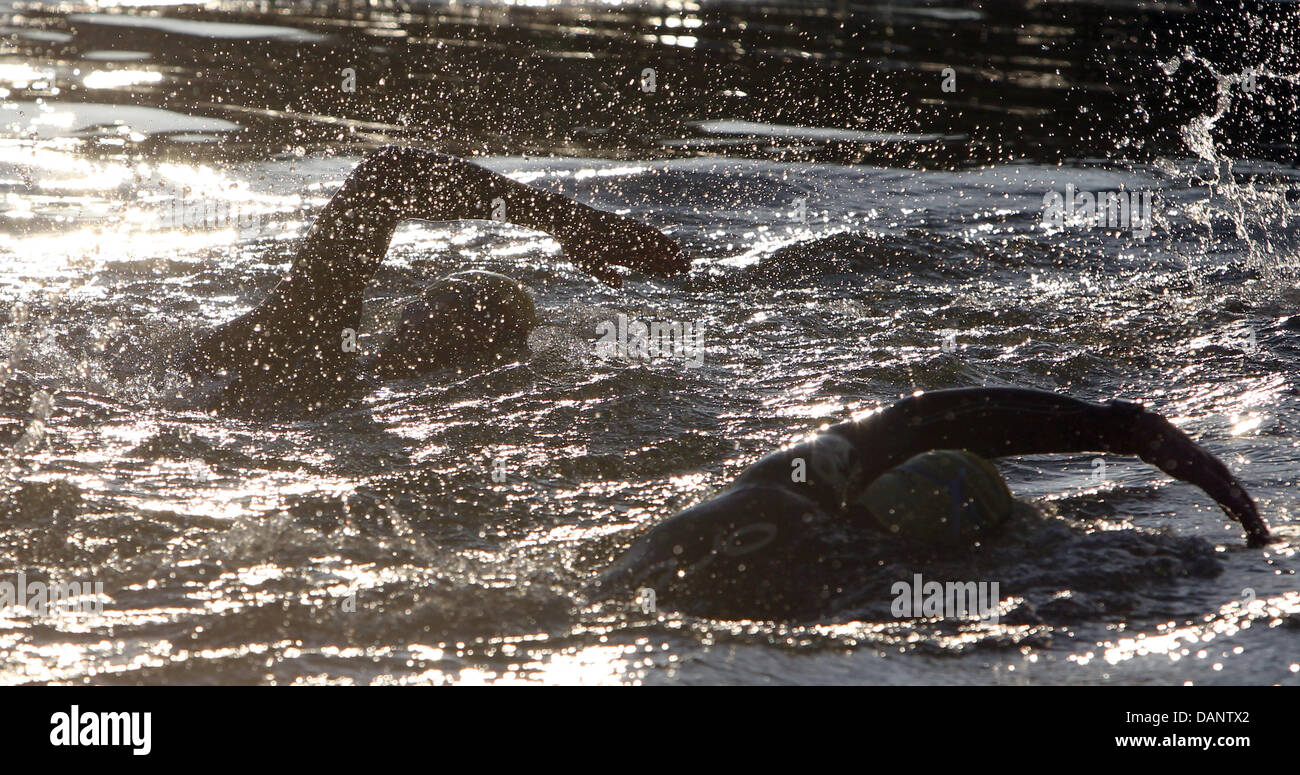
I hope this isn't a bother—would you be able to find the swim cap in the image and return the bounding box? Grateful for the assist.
[422,270,537,349]
[857,450,1013,544]
[377,270,536,375]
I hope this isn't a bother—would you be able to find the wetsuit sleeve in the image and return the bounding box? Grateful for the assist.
[733,387,1270,545]
[599,387,1269,602]
[190,146,682,380]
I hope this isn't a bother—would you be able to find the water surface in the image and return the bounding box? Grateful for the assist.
[1,0,1298,685]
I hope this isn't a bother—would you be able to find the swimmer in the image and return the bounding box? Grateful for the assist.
[185,145,689,408]
[598,387,1272,610]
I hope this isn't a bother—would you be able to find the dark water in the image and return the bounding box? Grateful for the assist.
[1,0,1299,684]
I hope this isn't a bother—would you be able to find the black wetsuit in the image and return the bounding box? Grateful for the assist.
[183,145,684,410]
[598,387,1269,611]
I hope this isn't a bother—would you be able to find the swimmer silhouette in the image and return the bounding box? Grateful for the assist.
[598,387,1272,616]
[186,145,688,409]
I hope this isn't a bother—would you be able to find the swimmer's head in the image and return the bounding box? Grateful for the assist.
[373,270,536,377]
[857,449,1014,545]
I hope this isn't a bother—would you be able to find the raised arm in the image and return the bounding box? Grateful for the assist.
[738,387,1270,545]
[189,145,687,378]
[293,145,688,289]
[600,387,1269,601]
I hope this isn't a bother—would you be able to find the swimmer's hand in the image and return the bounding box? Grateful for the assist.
[560,212,690,288]
[1121,403,1273,546]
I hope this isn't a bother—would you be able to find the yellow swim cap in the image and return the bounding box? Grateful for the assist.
[376,270,537,376]
[425,270,537,349]
[857,449,1013,544]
